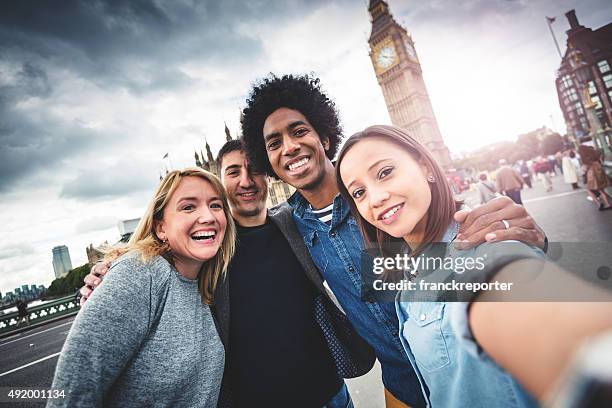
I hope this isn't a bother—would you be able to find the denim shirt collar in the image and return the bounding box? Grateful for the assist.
[288,190,351,228]
[442,221,460,243]
[287,190,309,217]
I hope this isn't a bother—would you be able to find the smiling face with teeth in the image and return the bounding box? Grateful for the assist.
[154,176,227,279]
[219,149,268,225]
[263,108,335,193]
[339,136,432,243]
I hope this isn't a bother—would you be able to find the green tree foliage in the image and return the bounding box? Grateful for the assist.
[452,132,567,171]
[45,263,92,298]
[516,133,540,160]
[541,133,565,156]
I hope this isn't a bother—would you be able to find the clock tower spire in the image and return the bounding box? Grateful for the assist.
[368,1,451,167]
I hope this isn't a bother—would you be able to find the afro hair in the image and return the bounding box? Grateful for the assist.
[241,73,343,178]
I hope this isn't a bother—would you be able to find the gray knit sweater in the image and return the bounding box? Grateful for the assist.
[48,253,224,407]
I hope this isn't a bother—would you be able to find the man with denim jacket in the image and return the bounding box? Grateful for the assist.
[241,73,548,407]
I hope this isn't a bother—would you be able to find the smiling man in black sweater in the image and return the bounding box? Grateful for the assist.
[213,140,373,407]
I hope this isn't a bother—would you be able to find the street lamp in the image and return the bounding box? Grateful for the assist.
[572,52,612,161]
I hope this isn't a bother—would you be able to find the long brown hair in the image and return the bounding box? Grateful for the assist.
[336,125,459,255]
[106,168,236,305]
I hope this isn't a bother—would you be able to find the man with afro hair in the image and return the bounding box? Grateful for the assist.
[241,74,342,179]
[241,73,547,408]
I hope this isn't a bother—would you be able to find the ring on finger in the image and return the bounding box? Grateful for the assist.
[502,219,510,229]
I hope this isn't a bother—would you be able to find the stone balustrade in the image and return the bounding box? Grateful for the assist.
[0,295,79,335]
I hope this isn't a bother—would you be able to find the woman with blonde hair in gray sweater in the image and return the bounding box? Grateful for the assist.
[49,168,236,407]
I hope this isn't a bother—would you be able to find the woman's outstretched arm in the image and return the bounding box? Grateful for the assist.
[469,258,612,400]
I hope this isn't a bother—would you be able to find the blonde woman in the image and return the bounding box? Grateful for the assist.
[49,168,236,407]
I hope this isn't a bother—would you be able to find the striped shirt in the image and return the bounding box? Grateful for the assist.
[310,203,334,225]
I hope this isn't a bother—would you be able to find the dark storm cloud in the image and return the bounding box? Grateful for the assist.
[17,63,52,97]
[0,98,109,192]
[0,0,332,192]
[0,0,332,89]
[0,0,258,95]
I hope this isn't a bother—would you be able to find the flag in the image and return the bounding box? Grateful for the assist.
[162,152,168,159]
[546,16,556,24]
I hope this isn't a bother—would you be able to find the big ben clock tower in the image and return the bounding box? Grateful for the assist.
[368,0,451,167]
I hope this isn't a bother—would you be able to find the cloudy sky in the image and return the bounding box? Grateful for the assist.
[1,0,610,294]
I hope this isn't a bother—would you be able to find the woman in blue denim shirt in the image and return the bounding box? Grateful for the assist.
[335,125,540,408]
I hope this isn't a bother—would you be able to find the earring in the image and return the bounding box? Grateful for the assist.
[162,238,172,256]
[427,174,436,183]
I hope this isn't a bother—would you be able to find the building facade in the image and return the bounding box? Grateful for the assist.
[266,179,295,208]
[367,0,451,167]
[517,126,558,144]
[193,123,234,177]
[118,218,140,242]
[555,10,612,146]
[52,245,72,278]
[86,242,107,264]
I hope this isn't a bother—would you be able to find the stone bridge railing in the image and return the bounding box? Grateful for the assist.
[0,295,80,335]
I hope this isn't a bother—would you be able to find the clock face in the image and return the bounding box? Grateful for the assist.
[376,45,396,69]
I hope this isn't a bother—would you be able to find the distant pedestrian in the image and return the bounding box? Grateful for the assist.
[562,151,580,190]
[518,161,532,188]
[555,151,564,174]
[16,300,29,326]
[495,159,524,204]
[570,151,582,180]
[476,172,498,204]
[547,154,557,175]
[531,160,538,176]
[535,158,553,192]
[579,145,612,211]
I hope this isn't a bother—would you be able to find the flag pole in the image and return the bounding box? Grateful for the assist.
[546,16,563,59]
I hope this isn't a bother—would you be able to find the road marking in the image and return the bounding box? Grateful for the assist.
[0,352,61,377]
[523,190,585,203]
[0,332,22,342]
[0,320,74,348]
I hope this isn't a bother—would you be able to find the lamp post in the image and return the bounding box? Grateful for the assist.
[573,54,612,161]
